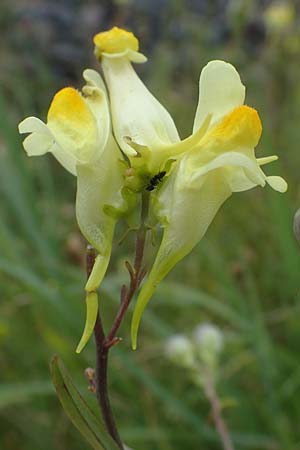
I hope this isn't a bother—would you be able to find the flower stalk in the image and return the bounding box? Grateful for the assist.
[203,373,234,450]
[89,191,149,449]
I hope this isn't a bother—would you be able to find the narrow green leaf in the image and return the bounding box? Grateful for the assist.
[50,355,120,450]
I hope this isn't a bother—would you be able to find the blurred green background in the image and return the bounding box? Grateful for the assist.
[1,0,300,449]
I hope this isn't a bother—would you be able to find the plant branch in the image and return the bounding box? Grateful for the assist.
[203,375,234,450]
[86,247,123,448]
[88,191,149,449]
[105,191,149,346]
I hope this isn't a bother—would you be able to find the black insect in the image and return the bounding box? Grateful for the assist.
[146,171,166,191]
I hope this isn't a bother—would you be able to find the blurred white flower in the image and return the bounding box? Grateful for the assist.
[165,334,195,368]
[193,323,224,368]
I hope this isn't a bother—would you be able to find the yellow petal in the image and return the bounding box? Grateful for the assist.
[75,135,123,254]
[47,87,98,163]
[82,69,110,155]
[101,56,180,162]
[18,70,111,175]
[48,87,90,123]
[19,116,50,134]
[18,116,78,174]
[193,60,245,133]
[22,130,54,156]
[257,155,278,165]
[93,27,147,62]
[207,105,262,149]
[19,117,55,156]
[266,176,288,192]
[94,27,139,56]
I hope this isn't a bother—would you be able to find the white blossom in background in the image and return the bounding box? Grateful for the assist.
[193,323,224,369]
[165,334,195,368]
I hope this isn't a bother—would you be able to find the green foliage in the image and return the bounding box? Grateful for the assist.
[51,356,120,450]
[1,1,300,449]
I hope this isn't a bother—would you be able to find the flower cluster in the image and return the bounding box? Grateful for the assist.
[165,323,224,380]
[18,26,287,351]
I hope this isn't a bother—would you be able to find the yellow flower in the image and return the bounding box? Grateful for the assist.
[130,60,287,349]
[94,27,183,176]
[18,69,126,352]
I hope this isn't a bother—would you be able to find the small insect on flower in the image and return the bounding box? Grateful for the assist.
[146,171,166,191]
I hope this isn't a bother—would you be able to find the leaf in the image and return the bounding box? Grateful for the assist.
[50,355,120,450]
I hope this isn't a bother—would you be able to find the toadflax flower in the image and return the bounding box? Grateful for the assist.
[18,69,126,352]
[130,59,287,349]
[94,27,212,180]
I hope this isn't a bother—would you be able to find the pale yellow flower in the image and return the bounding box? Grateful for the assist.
[18,70,125,352]
[128,59,287,349]
[93,27,285,188]
[94,27,184,176]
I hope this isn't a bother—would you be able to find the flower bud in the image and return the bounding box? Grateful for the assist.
[193,324,223,368]
[165,334,195,368]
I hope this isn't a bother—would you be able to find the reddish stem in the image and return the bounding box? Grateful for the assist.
[203,375,234,450]
[88,192,149,449]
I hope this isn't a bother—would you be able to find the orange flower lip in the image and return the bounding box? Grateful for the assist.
[209,105,262,149]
